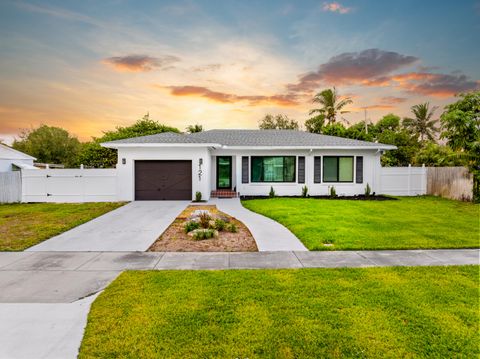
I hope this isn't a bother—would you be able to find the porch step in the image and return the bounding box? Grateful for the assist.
[211,190,238,198]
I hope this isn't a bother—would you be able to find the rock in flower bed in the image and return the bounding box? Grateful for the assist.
[148,205,257,252]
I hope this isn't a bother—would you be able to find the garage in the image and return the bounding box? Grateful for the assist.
[134,160,192,200]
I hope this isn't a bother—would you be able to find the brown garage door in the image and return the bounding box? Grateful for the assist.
[135,160,192,200]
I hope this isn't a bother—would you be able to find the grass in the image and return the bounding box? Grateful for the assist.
[79,266,479,358]
[0,202,125,251]
[241,196,480,250]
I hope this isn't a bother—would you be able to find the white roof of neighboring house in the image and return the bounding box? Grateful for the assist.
[0,144,36,160]
[11,161,38,170]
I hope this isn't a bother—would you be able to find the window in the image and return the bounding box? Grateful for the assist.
[323,156,353,182]
[251,156,296,182]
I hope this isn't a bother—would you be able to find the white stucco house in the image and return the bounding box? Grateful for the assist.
[0,144,36,172]
[102,129,396,201]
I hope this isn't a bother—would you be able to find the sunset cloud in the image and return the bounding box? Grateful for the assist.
[163,85,298,106]
[322,2,352,14]
[103,54,180,72]
[288,49,418,92]
[379,96,408,104]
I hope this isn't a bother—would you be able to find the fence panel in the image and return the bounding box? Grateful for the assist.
[427,167,472,201]
[0,172,22,203]
[22,168,118,202]
[380,166,427,196]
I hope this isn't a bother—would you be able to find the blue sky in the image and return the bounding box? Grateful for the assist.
[0,0,479,142]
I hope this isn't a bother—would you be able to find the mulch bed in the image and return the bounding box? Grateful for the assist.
[240,195,396,201]
[148,205,258,252]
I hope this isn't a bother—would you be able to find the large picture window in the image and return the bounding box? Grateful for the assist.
[251,156,296,182]
[323,156,353,182]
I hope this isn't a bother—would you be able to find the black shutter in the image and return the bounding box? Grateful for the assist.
[242,156,249,183]
[356,156,363,183]
[314,156,321,183]
[298,156,305,183]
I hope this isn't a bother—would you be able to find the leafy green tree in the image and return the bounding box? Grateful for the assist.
[304,114,325,134]
[321,123,348,137]
[78,114,179,168]
[186,124,203,133]
[403,103,439,143]
[309,87,353,125]
[13,125,80,166]
[413,142,465,167]
[440,91,480,202]
[377,128,420,166]
[345,121,375,142]
[258,114,299,130]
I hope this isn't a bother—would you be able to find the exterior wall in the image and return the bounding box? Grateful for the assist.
[211,148,381,196]
[0,172,22,203]
[117,147,212,201]
[22,168,117,202]
[0,159,33,172]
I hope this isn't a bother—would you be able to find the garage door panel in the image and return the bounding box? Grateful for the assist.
[135,160,192,200]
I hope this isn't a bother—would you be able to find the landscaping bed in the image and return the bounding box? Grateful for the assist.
[148,205,257,252]
[79,265,479,358]
[241,194,395,201]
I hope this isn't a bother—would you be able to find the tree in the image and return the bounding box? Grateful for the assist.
[304,114,326,134]
[402,103,439,143]
[258,114,299,130]
[377,128,420,166]
[413,142,465,167]
[13,125,80,167]
[309,87,353,125]
[186,124,203,133]
[78,114,179,168]
[321,123,348,137]
[440,91,480,202]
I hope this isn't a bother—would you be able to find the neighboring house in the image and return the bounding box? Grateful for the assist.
[0,144,37,172]
[102,129,396,201]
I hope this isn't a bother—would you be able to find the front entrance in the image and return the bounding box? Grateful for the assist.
[216,156,232,189]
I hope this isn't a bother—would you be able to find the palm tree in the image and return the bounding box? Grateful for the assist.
[403,103,439,142]
[186,124,203,133]
[309,87,353,125]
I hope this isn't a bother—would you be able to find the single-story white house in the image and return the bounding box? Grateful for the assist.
[0,144,37,172]
[102,129,396,201]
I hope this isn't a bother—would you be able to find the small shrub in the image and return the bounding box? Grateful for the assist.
[192,228,216,240]
[364,183,371,197]
[226,223,238,233]
[184,221,200,233]
[194,191,202,202]
[199,212,211,228]
[301,185,308,197]
[269,186,276,198]
[329,186,337,198]
[214,218,226,231]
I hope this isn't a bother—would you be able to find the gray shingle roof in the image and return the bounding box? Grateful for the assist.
[103,129,396,149]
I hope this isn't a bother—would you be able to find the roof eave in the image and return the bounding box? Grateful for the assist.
[101,142,222,149]
[218,145,397,150]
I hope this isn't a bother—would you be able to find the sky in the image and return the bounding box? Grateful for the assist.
[0,0,479,143]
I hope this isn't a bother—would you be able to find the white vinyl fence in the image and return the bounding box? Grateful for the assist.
[21,168,118,203]
[379,165,427,196]
[0,172,22,203]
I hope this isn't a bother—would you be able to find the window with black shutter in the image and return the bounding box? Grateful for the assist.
[314,156,321,183]
[356,156,363,183]
[298,156,305,183]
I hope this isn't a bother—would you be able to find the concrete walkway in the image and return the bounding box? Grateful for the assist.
[210,198,308,251]
[27,201,189,252]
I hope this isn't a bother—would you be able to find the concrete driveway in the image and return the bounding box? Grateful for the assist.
[27,201,189,252]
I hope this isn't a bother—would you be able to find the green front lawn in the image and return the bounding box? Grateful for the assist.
[241,196,479,250]
[80,266,479,358]
[0,202,125,251]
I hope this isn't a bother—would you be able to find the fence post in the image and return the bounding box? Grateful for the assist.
[421,164,426,195]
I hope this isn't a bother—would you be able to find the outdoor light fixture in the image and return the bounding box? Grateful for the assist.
[199,158,203,165]
[122,158,126,165]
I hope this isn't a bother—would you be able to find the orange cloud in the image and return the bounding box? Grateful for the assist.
[379,96,407,104]
[162,85,299,106]
[322,2,352,14]
[103,54,180,72]
[288,49,418,93]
